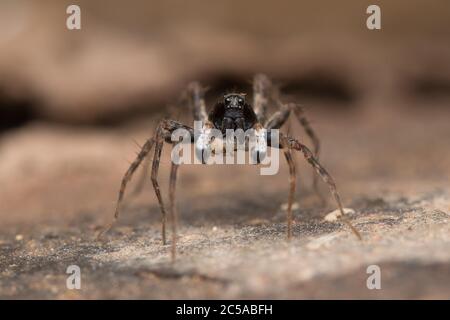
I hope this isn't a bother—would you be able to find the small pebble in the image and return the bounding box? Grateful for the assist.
[324,208,355,222]
[281,202,300,211]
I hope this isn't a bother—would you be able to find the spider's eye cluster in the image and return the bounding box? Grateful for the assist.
[224,95,245,108]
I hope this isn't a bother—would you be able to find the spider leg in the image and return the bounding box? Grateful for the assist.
[97,137,155,239]
[130,152,151,197]
[169,158,180,262]
[291,104,322,203]
[187,81,208,122]
[151,120,194,245]
[150,128,169,244]
[253,73,272,124]
[99,120,193,244]
[283,149,297,240]
[265,102,324,204]
[278,134,362,240]
[132,83,207,197]
[264,101,290,129]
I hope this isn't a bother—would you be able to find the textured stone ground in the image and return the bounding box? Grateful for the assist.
[1,0,450,300]
[0,108,449,299]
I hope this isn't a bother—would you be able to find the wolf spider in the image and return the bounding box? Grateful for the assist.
[98,74,361,260]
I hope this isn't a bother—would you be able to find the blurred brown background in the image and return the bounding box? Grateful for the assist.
[0,0,449,299]
[1,0,449,125]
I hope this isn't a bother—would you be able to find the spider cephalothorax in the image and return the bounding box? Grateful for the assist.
[209,93,257,133]
[99,73,362,261]
[224,93,245,109]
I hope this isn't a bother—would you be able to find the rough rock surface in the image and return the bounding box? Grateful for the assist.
[1,108,449,299]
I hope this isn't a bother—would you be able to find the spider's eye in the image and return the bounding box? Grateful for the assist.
[238,98,243,103]
[225,97,231,102]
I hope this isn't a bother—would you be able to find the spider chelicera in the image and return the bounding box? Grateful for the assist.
[99,74,361,260]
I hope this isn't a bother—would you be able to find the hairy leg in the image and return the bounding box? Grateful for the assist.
[132,83,206,197]
[150,129,168,244]
[266,102,320,156]
[130,152,151,197]
[266,102,323,202]
[169,159,180,262]
[97,137,155,239]
[292,105,322,202]
[279,134,362,240]
[253,73,272,124]
[99,120,193,242]
[186,81,208,122]
[150,120,194,245]
[283,149,297,240]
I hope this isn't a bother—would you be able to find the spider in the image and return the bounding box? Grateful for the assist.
[98,74,361,260]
